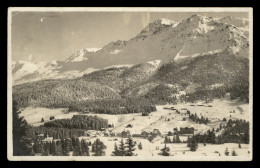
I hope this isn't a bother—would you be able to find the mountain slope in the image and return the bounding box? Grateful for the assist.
[13,51,249,110]
[12,15,249,85]
[13,79,121,108]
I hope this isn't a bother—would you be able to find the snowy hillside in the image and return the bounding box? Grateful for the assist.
[12,15,249,85]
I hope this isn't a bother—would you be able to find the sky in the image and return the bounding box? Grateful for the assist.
[11,11,249,62]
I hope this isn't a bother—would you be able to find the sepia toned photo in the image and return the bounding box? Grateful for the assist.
[7,7,253,161]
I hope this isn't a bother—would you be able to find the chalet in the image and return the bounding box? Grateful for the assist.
[110,131,116,137]
[132,134,148,138]
[104,132,109,137]
[37,134,45,141]
[141,131,150,137]
[151,129,161,136]
[173,127,179,135]
[49,116,55,120]
[126,124,133,128]
[41,134,53,143]
[121,130,131,138]
[179,127,194,134]
[132,130,150,138]
[42,136,53,143]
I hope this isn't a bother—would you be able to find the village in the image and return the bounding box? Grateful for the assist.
[30,96,250,157]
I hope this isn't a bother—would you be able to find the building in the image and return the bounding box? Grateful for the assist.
[104,132,109,137]
[151,129,161,136]
[121,130,131,138]
[126,124,133,128]
[179,127,194,134]
[37,134,45,141]
[41,133,53,143]
[49,116,55,120]
[110,131,116,137]
[42,136,53,143]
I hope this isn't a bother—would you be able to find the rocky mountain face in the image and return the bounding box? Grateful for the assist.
[12,15,249,86]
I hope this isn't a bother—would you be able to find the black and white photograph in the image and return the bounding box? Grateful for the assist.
[7,7,253,161]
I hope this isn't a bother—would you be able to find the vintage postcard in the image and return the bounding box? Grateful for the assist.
[7,7,253,161]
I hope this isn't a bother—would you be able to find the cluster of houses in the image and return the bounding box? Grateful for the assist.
[37,133,54,143]
[120,127,195,139]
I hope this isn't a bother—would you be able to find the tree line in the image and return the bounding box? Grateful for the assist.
[26,126,86,142]
[112,138,137,156]
[68,97,157,115]
[33,137,106,156]
[188,112,209,125]
[44,115,108,130]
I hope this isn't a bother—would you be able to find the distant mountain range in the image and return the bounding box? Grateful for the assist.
[12,15,249,86]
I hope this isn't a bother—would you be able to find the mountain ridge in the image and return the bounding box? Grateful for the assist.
[12,15,249,86]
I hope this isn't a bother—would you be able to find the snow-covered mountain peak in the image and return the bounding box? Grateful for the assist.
[147,60,161,68]
[65,48,102,63]
[12,15,249,85]
[154,18,176,26]
[86,48,102,52]
[65,49,88,62]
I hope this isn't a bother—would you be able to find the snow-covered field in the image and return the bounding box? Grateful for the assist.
[175,98,249,121]
[20,99,251,160]
[20,98,249,134]
[80,136,250,158]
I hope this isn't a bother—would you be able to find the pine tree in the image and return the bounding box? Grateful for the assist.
[112,142,120,156]
[92,138,106,156]
[41,117,44,122]
[190,135,198,151]
[50,140,57,156]
[125,137,136,156]
[72,137,76,151]
[176,134,181,143]
[56,140,63,156]
[164,136,169,144]
[33,140,41,153]
[224,148,229,156]
[41,142,50,156]
[81,139,90,156]
[138,142,142,150]
[118,139,126,156]
[238,143,241,149]
[13,100,34,156]
[232,149,237,156]
[61,138,70,156]
[160,143,170,156]
[218,136,224,144]
[73,138,83,156]
[187,137,191,147]
[203,137,206,146]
